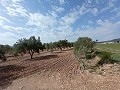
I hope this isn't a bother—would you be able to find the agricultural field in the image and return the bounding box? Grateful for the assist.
[0,49,120,90]
[96,43,120,61]
[0,37,120,90]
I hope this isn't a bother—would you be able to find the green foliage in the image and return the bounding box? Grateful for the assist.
[74,37,95,70]
[96,51,112,65]
[43,39,73,52]
[96,43,120,62]
[111,54,120,62]
[56,39,73,50]
[14,36,43,59]
[74,37,95,58]
[44,43,50,51]
[68,42,74,48]
[4,45,12,54]
[96,43,120,53]
[49,42,54,53]
[85,53,96,59]
[0,45,7,61]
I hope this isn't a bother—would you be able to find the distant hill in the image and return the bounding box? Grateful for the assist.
[99,38,120,43]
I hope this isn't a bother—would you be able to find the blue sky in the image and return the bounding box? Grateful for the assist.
[0,0,120,45]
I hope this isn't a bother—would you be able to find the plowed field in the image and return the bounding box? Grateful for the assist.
[0,49,120,90]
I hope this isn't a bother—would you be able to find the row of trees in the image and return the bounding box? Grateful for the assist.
[44,39,73,52]
[0,36,73,61]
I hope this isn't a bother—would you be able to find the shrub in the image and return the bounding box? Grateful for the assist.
[85,53,96,59]
[97,51,112,65]
[74,37,96,70]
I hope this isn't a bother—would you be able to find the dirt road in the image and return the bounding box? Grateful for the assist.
[0,49,120,90]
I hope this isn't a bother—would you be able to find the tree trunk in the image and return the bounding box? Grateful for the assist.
[29,50,34,59]
[2,55,6,62]
[59,47,62,51]
[30,54,33,59]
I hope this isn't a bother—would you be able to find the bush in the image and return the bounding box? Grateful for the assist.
[97,51,112,65]
[85,53,96,59]
[74,37,96,70]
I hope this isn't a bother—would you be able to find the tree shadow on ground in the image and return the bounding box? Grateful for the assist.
[54,51,65,53]
[0,65,25,89]
[62,48,73,51]
[26,54,58,61]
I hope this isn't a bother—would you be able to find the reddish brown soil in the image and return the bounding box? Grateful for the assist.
[0,49,78,89]
[0,49,120,90]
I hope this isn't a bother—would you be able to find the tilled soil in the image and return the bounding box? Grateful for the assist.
[0,49,120,90]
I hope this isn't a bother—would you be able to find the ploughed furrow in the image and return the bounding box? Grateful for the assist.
[0,51,72,86]
[34,51,73,75]
[55,52,76,73]
[45,51,77,77]
[21,51,73,76]
[57,53,77,74]
[19,52,70,76]
[18,51,68,74]
[47,52,72,70]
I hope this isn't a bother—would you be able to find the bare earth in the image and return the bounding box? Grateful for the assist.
[0,49,120,90]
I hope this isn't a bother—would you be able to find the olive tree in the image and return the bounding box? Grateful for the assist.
[14,36,43,59]
[74,37,95,70]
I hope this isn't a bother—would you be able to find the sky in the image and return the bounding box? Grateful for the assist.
[0,0,120,45]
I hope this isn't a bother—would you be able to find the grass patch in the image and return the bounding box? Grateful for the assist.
[111,54,120,62]
[96,43,120,53]
[96,43,120,63]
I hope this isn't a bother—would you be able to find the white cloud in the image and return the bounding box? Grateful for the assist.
[79,4,88,15]
[60,11,79,26]
[0,16,11,26]
[0,32,19,45]
[59,0,65,4]
[101,0,117,13]
[27,13,57,30]
[87,0,92,4]
[1,25,28,33]
[59,4,89,26]
[49,6,64,17]
[91,8,98,16]
[76,20,120,41]
[0,15,28,33]
[2,0,28,17]
[12,0,23,3]
[111,7,120,18]
[0,0,120,45]
[26,3,101,42]
[0,16,10,22]
[108,0,116,7]
[7,4,28,17]
[52,6,64,13]
[88,20,93,24]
